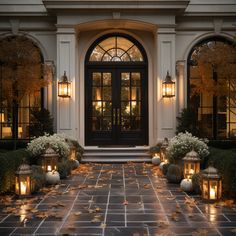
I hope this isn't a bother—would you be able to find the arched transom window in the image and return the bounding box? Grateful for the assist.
[89,36,144,62]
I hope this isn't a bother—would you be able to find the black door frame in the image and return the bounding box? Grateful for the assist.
[85,33,148,146]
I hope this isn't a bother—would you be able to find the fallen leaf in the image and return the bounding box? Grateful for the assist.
[170,212,179,221]
[143,184,151,189]
[74,211,82,216]
[192,229,208,236]
[123,200,129,205]
[231,228,236,233]
[30,209,39,213]
[157,220,169,228]
[95,207,102,212]
[188,213,194,218]
[100,222,106,228]
[167,197,176,201]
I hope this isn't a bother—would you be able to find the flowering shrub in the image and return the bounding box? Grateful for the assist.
[27,133,70,158]
[166,132,209,163]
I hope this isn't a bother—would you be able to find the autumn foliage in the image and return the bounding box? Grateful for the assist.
[0,35,50,104]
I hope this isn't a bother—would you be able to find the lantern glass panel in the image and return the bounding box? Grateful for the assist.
[16,176,31,196]
[209,180,218,200]
[15,176,20,195]
[202,179,209,200]
[218,180,222,199]
[42,156,58,172]
[70,148,77,160]
[58,82,71,97]
[163,82,175,97]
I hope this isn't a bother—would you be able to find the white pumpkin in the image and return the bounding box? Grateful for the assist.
[74,159,80,168]
[180,179,193,192]
[152,155,161,165]
[159,162,165,170]
[46,171,60,185]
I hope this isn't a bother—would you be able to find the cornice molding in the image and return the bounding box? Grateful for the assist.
[43,0,190,12]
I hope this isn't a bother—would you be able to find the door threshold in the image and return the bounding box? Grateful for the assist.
[98,145,135,148]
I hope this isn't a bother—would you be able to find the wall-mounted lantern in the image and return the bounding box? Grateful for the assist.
[41,147,59,172]
[183,150,201,179]
[15,163,32,197]
[162,71,175,98]
[202,166,222,202]
[58,71,71,98]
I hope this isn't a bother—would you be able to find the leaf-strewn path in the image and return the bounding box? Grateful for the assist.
[0,163,236,236]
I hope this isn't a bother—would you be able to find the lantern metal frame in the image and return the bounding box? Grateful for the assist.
[201,166,222,202]
[162,71,175,98]
[15,163,32,197]
[58,71,71,98]
[183,150,201,179]
[41,147,59,172]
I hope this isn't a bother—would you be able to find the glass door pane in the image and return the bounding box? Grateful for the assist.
[91,72,112,131]
[120,72,141,131]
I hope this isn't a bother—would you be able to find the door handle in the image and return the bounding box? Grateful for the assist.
[117,108,120,125]
[113,108,116,125]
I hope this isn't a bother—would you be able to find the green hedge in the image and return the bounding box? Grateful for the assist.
[206,147,236,198]
[0,140,28,150]
[0,149,31,193]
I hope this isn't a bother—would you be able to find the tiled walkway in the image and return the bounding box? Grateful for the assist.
[0,163,236,236]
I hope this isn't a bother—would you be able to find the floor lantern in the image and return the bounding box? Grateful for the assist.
[183,150,201,179]
[41,147,59,172]
[202,166,222,202]
[68,140,77,160]
[160,137,168,162]
[15,163,32,197]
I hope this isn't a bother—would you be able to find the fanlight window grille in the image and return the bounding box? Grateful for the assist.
[89,36,143,62]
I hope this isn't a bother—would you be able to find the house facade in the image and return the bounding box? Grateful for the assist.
[0,0,236,160]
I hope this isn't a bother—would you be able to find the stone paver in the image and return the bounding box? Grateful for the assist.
[0,163,236,236]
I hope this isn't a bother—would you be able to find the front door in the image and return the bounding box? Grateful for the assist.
[85,67,148,145]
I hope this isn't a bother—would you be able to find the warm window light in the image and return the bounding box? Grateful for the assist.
[15,163,32,197]
[202,166,222,202]
[183,150,201,179]
[0,112,4,122]
[58,71,71,98]
[162,71,175,98]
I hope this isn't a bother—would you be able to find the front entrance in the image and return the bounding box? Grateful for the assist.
[85,34,148,146]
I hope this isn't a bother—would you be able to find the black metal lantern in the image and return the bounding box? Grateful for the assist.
[15,163,32,197]
[162,71,175,98]
[202,166,222,202]
[41,147,59,172]
[58,71,71,98]
[183,150,201,179]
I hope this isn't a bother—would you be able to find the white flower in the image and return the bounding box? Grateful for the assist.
[166,132,209,162]
[27,133,70,158]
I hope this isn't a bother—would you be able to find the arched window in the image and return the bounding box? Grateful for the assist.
[89,36,144,62]
[187,37,236,139]
[0,36,45,140]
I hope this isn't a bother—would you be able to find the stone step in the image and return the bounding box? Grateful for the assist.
[82,146,152,163]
